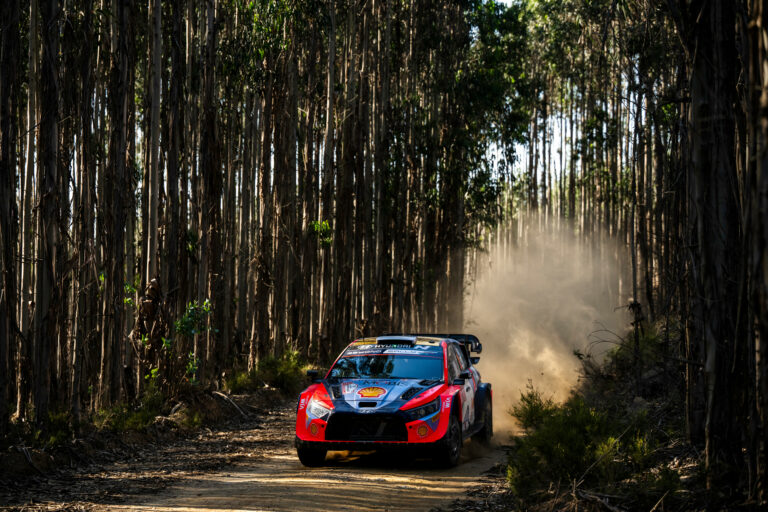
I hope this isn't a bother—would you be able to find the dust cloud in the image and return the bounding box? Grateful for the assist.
[464,224,629,438]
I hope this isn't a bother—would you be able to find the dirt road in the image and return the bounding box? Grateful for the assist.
[3,403,506,512]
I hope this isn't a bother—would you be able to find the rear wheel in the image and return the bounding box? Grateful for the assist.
[297,446,327,467]
[472,400,493,446]
[434,413,462,468]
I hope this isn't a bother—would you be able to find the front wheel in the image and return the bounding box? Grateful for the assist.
[434,414,462,468]
[297,446,327,467]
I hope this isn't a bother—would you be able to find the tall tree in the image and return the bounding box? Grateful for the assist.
[0,0,21,434]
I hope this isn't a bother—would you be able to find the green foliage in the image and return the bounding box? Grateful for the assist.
[507,320,689,507]
[180,410,203,429]
[145,366,159,382]
[174,299,213,338]
[123,281,137,307]
[309,220,333,247]
[226,369,258,394]
[40,412,73,448]
[224,351,307,395]
[185,229,198,260]
[94,382,164,432]
[510,381,556,430]
[507,391,610,499]
[257,351,306,394]
[186,353,201,386]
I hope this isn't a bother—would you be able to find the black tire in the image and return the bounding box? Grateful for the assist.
[434,413,463,468]
[297,446,327,467]
[472,400,493,446]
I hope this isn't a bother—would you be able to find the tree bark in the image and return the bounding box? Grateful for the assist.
[0,0,21,433]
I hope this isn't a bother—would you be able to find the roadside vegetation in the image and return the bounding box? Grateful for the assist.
[0,350,306,461]
[507,320,701,510]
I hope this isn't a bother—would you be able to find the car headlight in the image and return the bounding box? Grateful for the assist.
[404,397,441,422]
[307,398,332,420]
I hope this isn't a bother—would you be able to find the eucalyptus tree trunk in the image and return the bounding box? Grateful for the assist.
[298,29,318,357]
[373,0,391,334]
[237,93,254,354]
[146,0,162,283]
[34,0,60,422]
[255,55,274,362]
[272,73,287,356]
[0,0,20,433]
[681,0,745,494]
[332,2,358,353]
[99,0,131,406]
[17,0,38,421]
[748,0,768,503]
[201,0,223,380]
[319,0,335,361]
[286,35,300,352]
[72,0,95,425]
[167,0,184,317]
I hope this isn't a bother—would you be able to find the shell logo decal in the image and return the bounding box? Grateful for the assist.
[357,386,387,398]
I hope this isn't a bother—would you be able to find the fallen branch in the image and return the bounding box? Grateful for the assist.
[648,490,669,512]
[212,391,247,418]
[577,490,626,512]
[18,446,45,476]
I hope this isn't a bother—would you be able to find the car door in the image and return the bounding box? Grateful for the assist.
[450,344,476,431]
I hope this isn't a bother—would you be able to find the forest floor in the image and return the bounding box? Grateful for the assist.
[1,395,510,512]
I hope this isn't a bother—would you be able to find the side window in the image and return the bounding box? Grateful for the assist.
[454,345,469,370]
[447,348,461,380]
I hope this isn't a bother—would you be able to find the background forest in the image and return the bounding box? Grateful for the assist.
[1,0,768,508]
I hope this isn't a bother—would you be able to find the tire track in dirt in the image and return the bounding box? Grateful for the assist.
[3,403,505,512]
[107,406,505,512]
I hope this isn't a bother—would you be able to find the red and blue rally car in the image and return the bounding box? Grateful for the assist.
[295,334,492,467]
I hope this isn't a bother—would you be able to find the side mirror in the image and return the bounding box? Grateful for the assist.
[470,357,480,365]
[474,343,482,354]
[306,369,319,381]
[453,371,471,386]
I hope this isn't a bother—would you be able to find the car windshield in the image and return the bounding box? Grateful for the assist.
[329,354,444,380]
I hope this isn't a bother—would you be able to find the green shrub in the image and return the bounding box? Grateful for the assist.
[181,409,203,429]
[41,411,73,448]
[94,382,164,432]
[510,381,556,431]
[225,369,259,394]
[224,351,308,395]
[257,350,306,394]
[507,388,610,500]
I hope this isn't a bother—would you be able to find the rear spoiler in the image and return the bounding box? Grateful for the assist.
[385,333,482,355]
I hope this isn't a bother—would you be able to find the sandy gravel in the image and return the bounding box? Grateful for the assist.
[2,403,506,512]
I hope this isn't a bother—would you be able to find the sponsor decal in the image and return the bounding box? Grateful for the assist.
[357,386,387,398]
[342,382,358,394]
[430,414,440,426]
[442,397,452,410]
[299,397,307,410]
[309,423,319,436]
[417,425,430,438]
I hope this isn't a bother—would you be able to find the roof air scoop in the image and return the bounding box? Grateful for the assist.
[376,335,416,345]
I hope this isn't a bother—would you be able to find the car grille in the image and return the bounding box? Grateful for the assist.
[325,413,407,441]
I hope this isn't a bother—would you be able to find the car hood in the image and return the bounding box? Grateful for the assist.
[324,378,442,412]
